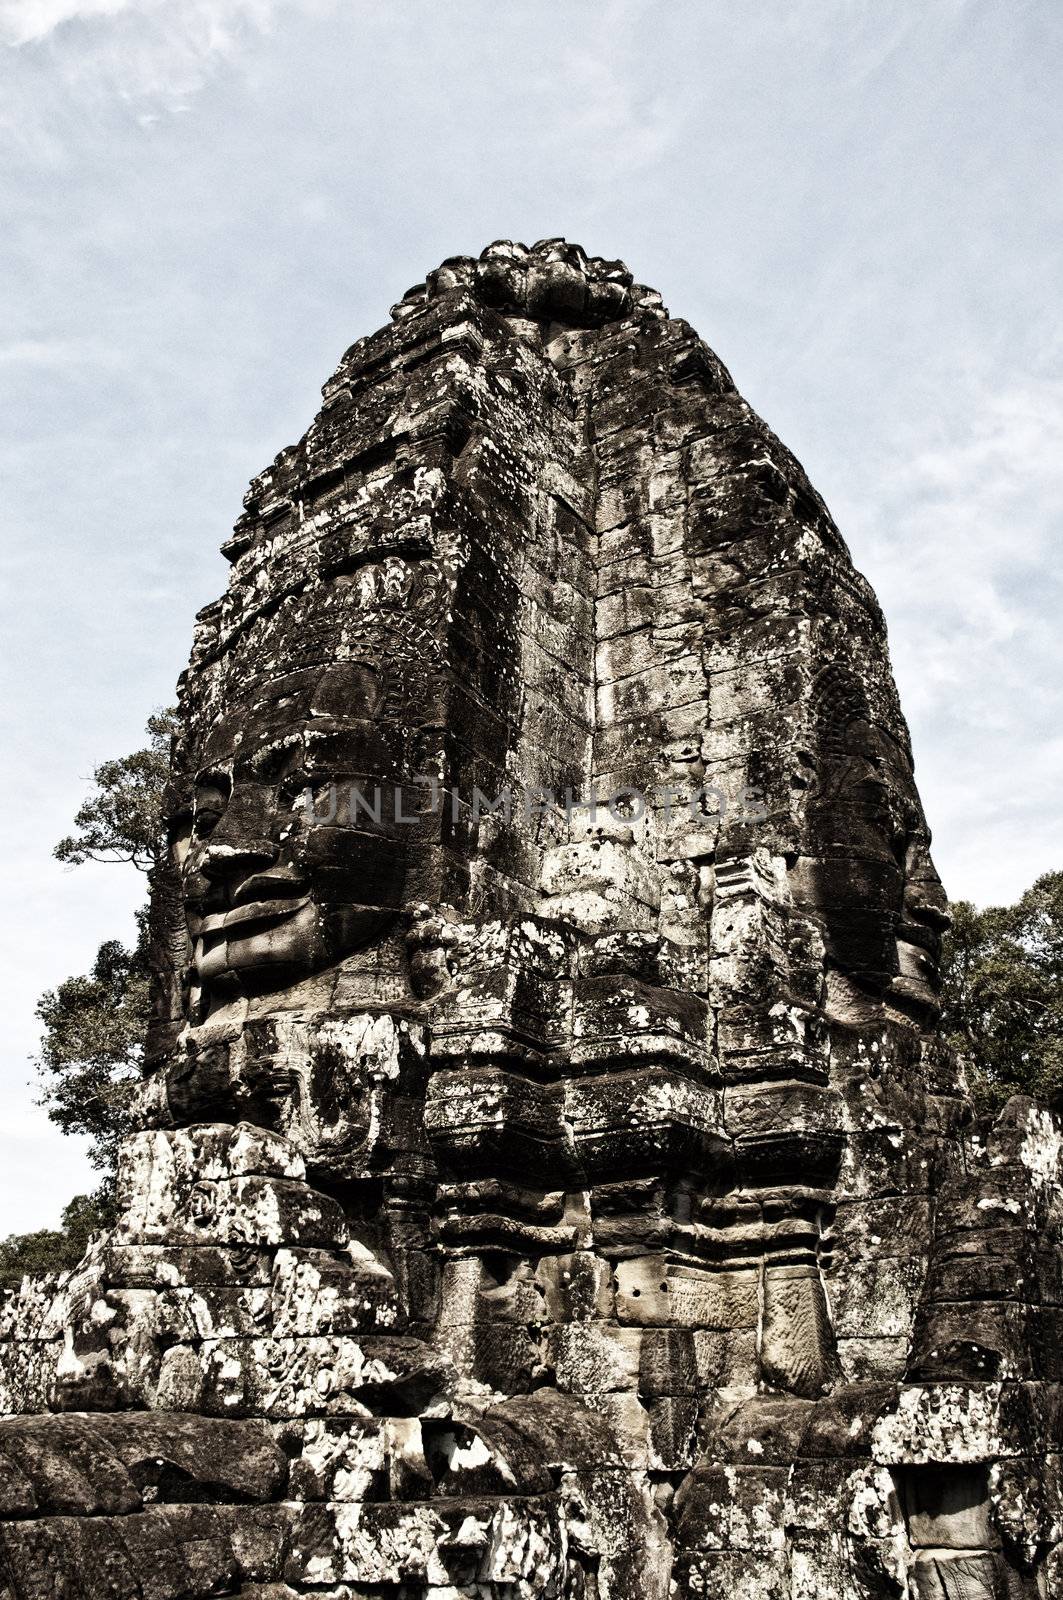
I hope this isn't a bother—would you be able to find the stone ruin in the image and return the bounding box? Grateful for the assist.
[2,238,1062,1599]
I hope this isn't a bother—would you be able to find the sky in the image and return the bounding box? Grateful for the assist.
[1,0,1060,1233]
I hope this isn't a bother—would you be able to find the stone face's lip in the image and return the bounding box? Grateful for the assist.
[231,869,307,907]
[199,897,311,936]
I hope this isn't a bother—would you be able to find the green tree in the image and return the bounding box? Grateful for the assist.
[34,913,152,1181]
[0,1192,115,1291]
[940,870,1063,1114]
[53,708,174,873]
[36,709,176,1177]
[0,711,177,1284]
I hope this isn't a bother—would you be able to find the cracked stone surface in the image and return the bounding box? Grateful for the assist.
[2,238,1061,1598]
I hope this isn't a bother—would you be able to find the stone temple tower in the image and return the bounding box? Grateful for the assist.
[2,240,1062,1598]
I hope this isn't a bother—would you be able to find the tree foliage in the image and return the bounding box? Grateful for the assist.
[0,1191,115,1290]
[34,912,152,1178]
[34,709,176,1179]
[0,711,177,1286]
[53,708,174,872]
[940,870,1063,1114]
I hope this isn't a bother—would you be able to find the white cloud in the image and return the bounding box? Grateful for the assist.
[0,0,284,108]
[0,0,130,46]
[531,0,687,178]
[0,335,119,366]
[833,374,1063,905]
[869,376,1063,682]
[0,0,274,45]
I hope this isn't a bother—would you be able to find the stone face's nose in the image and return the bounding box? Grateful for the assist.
[198,836,278,883]
[195,783,279,884]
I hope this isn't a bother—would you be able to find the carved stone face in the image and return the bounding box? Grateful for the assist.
[806,704,948,1002]
[169,667,409,1008]
[168,527,463,1015]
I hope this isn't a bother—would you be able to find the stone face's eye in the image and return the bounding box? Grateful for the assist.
[251,740,303,785]
[168,813,193,869]
[193,776,230,835]
[278,772,311,811]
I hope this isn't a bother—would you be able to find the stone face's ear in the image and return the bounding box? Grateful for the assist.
[759,1262,840,1397]
[793,662,935,997]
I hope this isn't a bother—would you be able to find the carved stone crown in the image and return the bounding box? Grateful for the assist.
[390,235,669,326]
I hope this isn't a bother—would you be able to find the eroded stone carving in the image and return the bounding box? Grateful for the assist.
[1,238,1060,1599]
